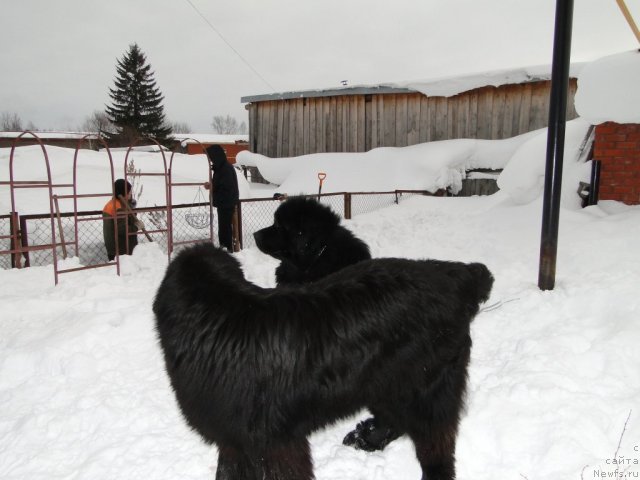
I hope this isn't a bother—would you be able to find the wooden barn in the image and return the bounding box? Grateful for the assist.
[241,67,580,158]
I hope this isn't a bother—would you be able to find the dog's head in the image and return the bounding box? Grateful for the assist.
[254,196,340,264]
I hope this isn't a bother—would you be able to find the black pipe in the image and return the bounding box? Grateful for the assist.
[538,0,575,291]
[589,160,601,206]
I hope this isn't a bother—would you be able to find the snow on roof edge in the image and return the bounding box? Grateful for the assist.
[241,62,586,103]
[390,62,585,98]
[0,131,99,140]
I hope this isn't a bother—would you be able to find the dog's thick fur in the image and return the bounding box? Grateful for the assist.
[255,197,399,451]
[253,196,371,284]
[153,244,493,480]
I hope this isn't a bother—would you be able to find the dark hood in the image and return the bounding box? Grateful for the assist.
[206,145,227,171]
[114,179,131,198]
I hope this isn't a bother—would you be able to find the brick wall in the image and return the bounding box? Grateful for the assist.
[593,122,640,205]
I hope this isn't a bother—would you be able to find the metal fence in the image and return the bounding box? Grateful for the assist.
[1,191,430,270]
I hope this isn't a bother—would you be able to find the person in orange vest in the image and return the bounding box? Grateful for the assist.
[102,179,140,261]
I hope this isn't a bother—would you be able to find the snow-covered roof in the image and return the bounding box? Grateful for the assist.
[241,63,585,103]
[575,49,640,125]
[0,131,99,140]
[391,62,585,98]
[172,134,248,144]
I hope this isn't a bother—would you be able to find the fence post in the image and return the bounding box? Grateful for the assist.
[234,202,243,251]
[9,212,18,268]
[344,193,352,220]
[18,215,30,267]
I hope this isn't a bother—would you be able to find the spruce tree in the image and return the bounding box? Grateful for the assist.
[105,43,172,146]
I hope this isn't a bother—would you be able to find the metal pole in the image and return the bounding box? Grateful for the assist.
[589,160,601,206]
[538,0,574,291]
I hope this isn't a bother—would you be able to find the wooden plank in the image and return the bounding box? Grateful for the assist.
[260,102,269,156]
[348,96,357,152]
[322,98,330,153]
[518,82,533,134]
[395,94,408,147]
[477,87,494,139]
[344,96,351,151]
[383,95,396,146]
[365,95,373,151]
[303,98,310,155]
[256,104,263,154]
[447,96,455,139]
[502,85,515,139]
[356,96,366,152]
[407,93,421,146]
[529,82,549,131]
[456,95,471,138]
[375,95,385,148]
[428,96,437,142]
[491,87,506,139]
[419,95,429,143]
[248,104,257,152]
[296,98,304,156]
[304,98,317,155]
[468,90,478,139]
[328,96,337,152]
[434,97,447,141]
[281,101,290,157]
[276,101,284,157]
[509,84,522,137]
[336,96,344,151]
[289,99,298,157]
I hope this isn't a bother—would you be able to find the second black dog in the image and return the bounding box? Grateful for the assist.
[254,196,402,452]
[253,196,371,285]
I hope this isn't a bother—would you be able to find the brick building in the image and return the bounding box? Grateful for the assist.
[575,50,639,206]
[592,122,640,205]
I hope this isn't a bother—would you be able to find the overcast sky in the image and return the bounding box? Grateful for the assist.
[1,0,638,133]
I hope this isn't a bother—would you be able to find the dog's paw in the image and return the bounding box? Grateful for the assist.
[342,417,397,452]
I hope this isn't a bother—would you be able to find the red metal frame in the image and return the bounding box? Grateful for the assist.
[123,138,170,263]
[0,132,70,282]
[167,138,213,255]
[53,135,120,283]
[0,132,124,284]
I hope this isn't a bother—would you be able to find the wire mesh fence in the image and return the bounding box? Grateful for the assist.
[1,191,431,270]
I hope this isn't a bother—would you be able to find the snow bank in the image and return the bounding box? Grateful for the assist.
[237,121,593,207]
[497,118,593,206]
[236,131,538,196]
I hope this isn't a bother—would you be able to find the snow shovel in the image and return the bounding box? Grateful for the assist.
[317,172,327,200]
[117,194,153,242]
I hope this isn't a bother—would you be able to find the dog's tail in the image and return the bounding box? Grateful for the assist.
[466,262,494,306]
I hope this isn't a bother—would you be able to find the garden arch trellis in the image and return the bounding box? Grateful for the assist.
[1,133,184,284]
[167,138,214,255]
[123,138,171,263]
[0,132,123,284]
[1,132,60,274]
[53,134,121,283]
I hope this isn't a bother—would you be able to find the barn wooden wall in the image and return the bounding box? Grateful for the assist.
[246,79,578,158]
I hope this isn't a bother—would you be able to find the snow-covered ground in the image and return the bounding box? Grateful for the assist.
[1,190,639,480]
[1,50,640,479]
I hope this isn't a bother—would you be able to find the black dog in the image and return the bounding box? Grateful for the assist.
[153,244,493,480]
[253,196,371,285]
[254,196,400,452]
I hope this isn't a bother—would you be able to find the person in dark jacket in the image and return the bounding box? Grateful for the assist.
[102,179,140,260]
[204,145,239,251]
